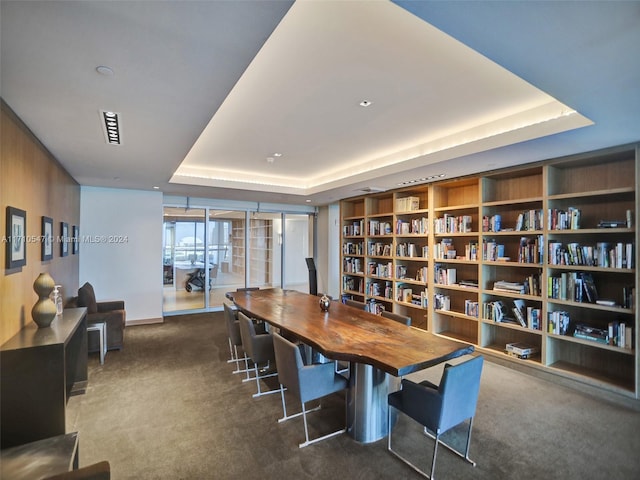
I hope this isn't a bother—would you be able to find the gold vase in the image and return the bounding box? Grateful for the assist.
[32,272,57,328]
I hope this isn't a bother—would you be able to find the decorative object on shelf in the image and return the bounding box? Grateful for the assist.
[319,294,331,311]
[53,284,64,315]
[31,272,57,328]
[60,222,69,257]
[41,216,53,261]
[5,206,27,269]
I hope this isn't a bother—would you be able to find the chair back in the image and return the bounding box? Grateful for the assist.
[223,303,242,346]
[272,332,304,397]
[238,312,259,359]
[381,310,411,326]
[438,356,484,432]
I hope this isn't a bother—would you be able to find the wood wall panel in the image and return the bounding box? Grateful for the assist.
[1,101,80,345]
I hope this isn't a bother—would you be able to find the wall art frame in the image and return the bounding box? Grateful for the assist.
[41,216,53,261]
[60,221,69,257]
[72,225,79,254]
[6,206,27,269]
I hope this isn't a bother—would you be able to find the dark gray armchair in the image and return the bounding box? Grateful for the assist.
[387,355,484,479]
[76,282,126,351]
[272,331,348,448]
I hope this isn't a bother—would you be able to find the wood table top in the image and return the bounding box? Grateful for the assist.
[230,288,474,377]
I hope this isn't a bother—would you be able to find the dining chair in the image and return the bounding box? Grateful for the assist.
[223,303,250,377]
[381,310,412,326]
[237,312,280,398]
[387,355,484,479]
[272,331,348,448]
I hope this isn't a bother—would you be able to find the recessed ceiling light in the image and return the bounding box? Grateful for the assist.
[397,174,445,186]
[99,110,121,145]
[359,100,372,107]
[273,152,282,157]
[96,65,114,76]
[153,186,160,190]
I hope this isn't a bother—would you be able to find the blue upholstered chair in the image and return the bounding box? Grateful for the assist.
[237,312,280,398]
[387,355,484,479]
[272,331,348,448]
[381,310,412,326]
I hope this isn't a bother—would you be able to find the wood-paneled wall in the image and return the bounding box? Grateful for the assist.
[1,100,80,345]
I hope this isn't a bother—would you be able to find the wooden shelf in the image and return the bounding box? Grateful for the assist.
[340,143,639,399]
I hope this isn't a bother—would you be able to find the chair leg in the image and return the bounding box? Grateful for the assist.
[278,389,320,423]
[422,419,476,467]
[244,362,279,398]
[298,400,346,448]
[387,405,438,479]
[230,345,251,375]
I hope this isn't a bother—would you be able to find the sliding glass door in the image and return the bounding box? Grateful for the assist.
[283,213,314,294]
[163,205,315,314]
[163,207,206,312]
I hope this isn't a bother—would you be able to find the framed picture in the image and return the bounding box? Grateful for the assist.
[60,221,69,257]
[41,216,53,261]
[72,225,79,254]
[6,206,27,269]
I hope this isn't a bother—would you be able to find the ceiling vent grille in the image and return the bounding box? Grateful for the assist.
[100,110,121,145]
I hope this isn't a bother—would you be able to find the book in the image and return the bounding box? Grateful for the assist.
[506,342,539,356]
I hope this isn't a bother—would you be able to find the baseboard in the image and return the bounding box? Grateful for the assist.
[483,351,640,411]
[126,317,163,326]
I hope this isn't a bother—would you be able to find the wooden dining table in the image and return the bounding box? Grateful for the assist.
[230,288,474,443]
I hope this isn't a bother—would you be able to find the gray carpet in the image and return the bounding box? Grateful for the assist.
[67,312,640,479]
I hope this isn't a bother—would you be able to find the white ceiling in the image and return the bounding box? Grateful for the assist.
[2,1,639,206]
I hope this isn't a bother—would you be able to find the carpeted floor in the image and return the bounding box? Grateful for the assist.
[67,312,640,479]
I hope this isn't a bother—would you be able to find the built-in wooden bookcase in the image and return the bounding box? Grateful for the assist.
[393,188,430,330]
[544,147,637,394]
[431,178,481,344]
[340,143,639,400]
[479,166,545,363]
[341,197,366,302]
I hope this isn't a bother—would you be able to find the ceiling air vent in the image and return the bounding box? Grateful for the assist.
[100,110,121,145]
[357,187,387,193]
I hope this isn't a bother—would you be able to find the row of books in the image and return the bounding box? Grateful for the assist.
[368,220,393,236]
[434,293,450,311]
[548,271,598,303]
[481,210,543,233]
[607,321,633,349]
[396,287,429,307]
[342,241,363,255]
[396,242,427,258]
[342,277,363,293]
[465,299,479,318]
[343,257,363,274]
[366,281,393,299]
[548,241,634,268]
[548,207,581,230]
[396,217,429,235]
[483,300,541,330]
[368,262,392,278]
[434,265,456,285]
[343,220,364,236]
[434,214,473,234]
[395,196,421,212]
[368,241,392,257]
[548,310,571,335]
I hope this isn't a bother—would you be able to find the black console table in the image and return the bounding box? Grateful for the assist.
[1,308,88,449]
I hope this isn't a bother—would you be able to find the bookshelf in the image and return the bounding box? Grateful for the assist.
[340,143,639,399]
